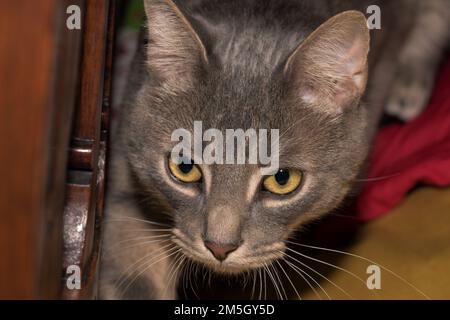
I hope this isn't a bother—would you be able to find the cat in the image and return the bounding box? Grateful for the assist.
[99,0,450,299]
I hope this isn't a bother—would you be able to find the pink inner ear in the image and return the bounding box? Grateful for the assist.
[325,40,368,111]
[287,11,370,113]
[299,85,317,104]
[334,80,359,113]
[299,70,365,113]
[343,38,369,87]
[352,70,367,92]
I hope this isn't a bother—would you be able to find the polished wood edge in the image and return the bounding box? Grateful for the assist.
[61,0,116,300]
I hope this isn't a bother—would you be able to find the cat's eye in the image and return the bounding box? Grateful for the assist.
[168,157,202,183]
[262,169,302,195]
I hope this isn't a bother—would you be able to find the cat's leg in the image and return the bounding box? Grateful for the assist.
[385,0,450,121]
[99,200,180,300]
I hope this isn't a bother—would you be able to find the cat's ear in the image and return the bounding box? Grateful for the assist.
[284,11,370,114]
[143,0,208,90]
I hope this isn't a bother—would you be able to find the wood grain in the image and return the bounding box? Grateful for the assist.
[61,0,116,299]
[0,0,83,299]
[69,0,110,171]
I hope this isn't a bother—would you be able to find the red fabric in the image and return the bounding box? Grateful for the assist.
[357,58,450,220]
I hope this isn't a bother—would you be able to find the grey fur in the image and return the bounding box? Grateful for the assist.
[99,0,449,299]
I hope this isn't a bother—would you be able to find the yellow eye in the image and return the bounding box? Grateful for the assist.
[263,169,302,195]
[168,158,202,183]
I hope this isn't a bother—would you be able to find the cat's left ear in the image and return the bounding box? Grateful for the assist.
[284,11,370,114]
[143,0,208,91]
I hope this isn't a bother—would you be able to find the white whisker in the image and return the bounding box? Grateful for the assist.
[121,247,182,296]
[281,250,353,299]
[276,260,302,300]
[285,247,368,288]
[116,242,175,291]
[285,240,429,299]
[284,259,329,300]
[106,216,172,228]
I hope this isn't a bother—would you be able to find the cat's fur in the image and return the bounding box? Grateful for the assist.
[99,0,450,299]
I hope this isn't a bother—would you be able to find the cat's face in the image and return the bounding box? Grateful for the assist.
[124,0,370,274]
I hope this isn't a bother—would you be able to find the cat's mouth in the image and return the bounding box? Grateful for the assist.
[171,229,285,274]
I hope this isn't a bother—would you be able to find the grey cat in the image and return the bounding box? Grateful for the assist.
[99,0,450,299]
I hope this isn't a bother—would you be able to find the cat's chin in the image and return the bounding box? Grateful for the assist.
[189,256,282,275]
[203,263,254,275]
[201,257,282,275]
[172,240,284,275]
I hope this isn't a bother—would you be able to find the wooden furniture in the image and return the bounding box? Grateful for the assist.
[0,0,118,299]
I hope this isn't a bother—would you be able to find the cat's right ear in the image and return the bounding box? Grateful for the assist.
[143,0,208,91]
[284,11,370,114]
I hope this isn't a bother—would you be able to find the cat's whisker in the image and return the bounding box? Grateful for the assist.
[261,265,269,299]
[251,269,257,300]
[280,250,353,299]
[186,260,193,298]
[193,263,201,299]
[353,172,401,182]
[106,233,172,252]
[285,240,430,299]
[181,259,188,298]
[182,259,190,296]
[131,191,168,209]
[285,247,369,289]
[241,271,247,289]
[162,251,181,296]
[253,269,261,300]
[118,227,174,233]
[264,263,283,300]
[115,243,176,292]
[104,219,173,232]
[115,242,175,291]
[271,263,288,300]
[264,268,268,300]
[194,262,199,280]
[188,260,199,299]
[107,238,172,262]
[276,260,302,300]
[121,247,182,296]
[326,212,360,220]
[262,264,276,299]
[108,238,173,258]
[106,216,172,228]
[208,268,212,289]
[257,268,263,300]
[163,252,186,298]
[267,264,280,299]
[201,265,210,287]
[284,259,328,300]
[245,270,253,290]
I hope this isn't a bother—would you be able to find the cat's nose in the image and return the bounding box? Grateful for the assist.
[204,240,239,262]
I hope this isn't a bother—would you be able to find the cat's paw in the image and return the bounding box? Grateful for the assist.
[385,64,434,121]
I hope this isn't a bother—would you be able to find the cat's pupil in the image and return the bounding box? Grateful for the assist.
[179,163,193,174]
[275,169,290,186]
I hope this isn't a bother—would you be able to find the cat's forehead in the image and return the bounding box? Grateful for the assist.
[191,72,288,128]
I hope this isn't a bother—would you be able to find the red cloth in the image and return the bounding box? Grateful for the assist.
[357,58,450,220]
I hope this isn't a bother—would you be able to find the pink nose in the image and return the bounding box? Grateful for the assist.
[204,240,239,261]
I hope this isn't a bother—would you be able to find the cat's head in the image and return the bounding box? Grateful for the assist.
[124,0,370,274]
